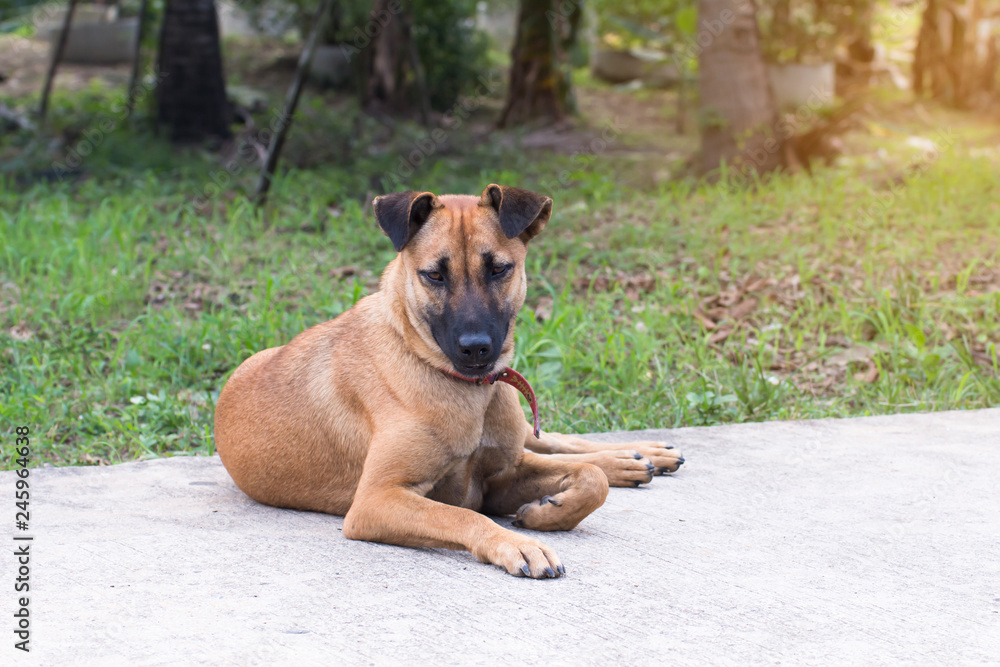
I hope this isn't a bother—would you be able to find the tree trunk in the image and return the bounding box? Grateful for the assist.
[913,0,929,96]
[846,1,876,65]
[982,34,998,94]
[915,0,951,100]
[362,0,406,111]
[498,0,571,128]
[156,0,230,143]
[913,0,996,107]
[698,0,780,176]
[948,3,968,104]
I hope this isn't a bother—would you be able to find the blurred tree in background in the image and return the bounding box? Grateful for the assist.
[3,0,999,166]
[914,0,999,107]
[498,0,581,127]
[157,0,231,142]
[697,0,780,175]
[240,0,488,112]
[756,0,875,65]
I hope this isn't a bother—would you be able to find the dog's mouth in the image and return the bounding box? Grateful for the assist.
[451,361,495,380]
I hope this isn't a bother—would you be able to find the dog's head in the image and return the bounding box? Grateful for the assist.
[373,184,552,378]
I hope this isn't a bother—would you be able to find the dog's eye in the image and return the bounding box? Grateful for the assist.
[423,271,444,283]
[491,265,510,277]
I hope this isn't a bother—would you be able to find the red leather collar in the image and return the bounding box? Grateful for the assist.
[445,367,540,438]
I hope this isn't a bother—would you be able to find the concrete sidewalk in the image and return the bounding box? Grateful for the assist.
[5,409,999,665]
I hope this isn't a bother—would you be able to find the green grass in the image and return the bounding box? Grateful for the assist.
[1,93,999,468]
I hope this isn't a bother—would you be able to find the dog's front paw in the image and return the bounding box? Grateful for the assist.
[476,534,564,579]
[625,441,684,476]
[585,449,657,487]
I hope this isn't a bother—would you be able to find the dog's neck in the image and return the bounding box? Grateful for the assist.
[443,367,541,438]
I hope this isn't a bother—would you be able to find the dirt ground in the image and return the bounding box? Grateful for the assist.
[0,35,131,97]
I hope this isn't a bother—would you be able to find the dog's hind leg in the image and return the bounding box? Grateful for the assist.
[523,427,685,484]
[481,451,609,531]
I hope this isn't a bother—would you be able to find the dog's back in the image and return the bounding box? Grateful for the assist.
[215,304,377,515]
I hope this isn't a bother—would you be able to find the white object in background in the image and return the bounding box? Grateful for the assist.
[41,17,139,65]
[766,62,835,109]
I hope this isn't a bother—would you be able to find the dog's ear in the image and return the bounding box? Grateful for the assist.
[372,191,437,252]
[480,184,552,242]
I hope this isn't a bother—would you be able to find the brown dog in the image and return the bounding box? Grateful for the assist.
[214,185,684,578]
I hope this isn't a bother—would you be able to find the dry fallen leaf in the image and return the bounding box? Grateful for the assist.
[573,270,658,297]
[709,326,735,344]
[828,344,874,366]
[729,296,759,321]
[8,324,33,341]
[718,288,742,307]
[329,265,359,279]
[971,349,998,369]
[854,362,879,384]
[81,453,110,466]
[533,296,554,322]
[743,276,774,293]
[693,306,717,330]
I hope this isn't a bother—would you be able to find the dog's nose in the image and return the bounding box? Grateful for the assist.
[457,333,493,364]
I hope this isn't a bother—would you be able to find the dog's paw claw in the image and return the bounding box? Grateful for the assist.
[541,495,561,506]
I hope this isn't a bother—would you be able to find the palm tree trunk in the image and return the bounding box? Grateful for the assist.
[156,0,230,143]
[698,0,780,175]
[498,0,570,128]
[363,0,404,110]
